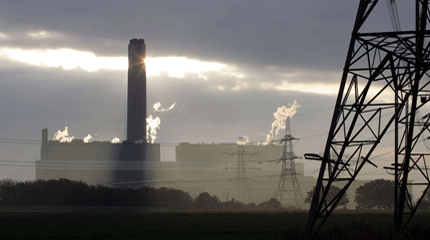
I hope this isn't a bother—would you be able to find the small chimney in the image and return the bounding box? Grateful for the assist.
[41,128,48,160]
[42,128,48,143]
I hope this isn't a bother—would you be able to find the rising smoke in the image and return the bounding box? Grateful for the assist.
[52,126,75,143]
[53,126,119,143]
[146,115,161,143]
[260,100,300,145]
[237,135,250,145]
[83,134,93,143]
[146,101,176,143]
[153,101,176,113]
[52,101,176,144]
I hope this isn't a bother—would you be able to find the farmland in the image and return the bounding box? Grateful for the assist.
[1,209,430,239]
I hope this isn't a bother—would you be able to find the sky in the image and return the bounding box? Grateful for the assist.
[0,0,418,181]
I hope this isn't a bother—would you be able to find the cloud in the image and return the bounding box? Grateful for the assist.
[0,32,10,39]
[272,81,339,95]
[0,47,126,72]
[27,30,51,39]
[146,56,245,79]
[0,47,245,79]
[231,81,249,91]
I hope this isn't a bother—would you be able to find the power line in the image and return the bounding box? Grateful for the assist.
[0,130,333,146]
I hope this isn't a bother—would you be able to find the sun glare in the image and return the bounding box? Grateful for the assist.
[0,47,244,79]
[0,48,126,72]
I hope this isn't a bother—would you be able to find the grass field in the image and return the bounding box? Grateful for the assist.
[0,209,430,239]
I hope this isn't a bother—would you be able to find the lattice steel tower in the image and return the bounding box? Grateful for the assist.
[236,138,248,198]
[304,0,430,238]
[223,137,259,202]
[275,117,303,208]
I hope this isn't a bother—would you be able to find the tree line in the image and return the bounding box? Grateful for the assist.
[3,178,430,210]
[305,178,430,210]
[0,178,284,211]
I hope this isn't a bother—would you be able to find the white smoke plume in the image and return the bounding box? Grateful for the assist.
[83,134,93,143]
[146,115,161,143]
[111,137,121,143]
[153,101,176,113]
[52,126,75,143]
[260,100,301,145]
[237,135,250,145]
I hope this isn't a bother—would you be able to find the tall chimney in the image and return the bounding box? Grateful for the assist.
[127,39,146,142]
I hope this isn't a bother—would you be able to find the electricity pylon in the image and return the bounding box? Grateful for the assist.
[222,138,260,202]
[275,117,304,208]
[304,1,430,238]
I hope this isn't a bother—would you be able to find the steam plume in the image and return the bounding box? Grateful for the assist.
[261,100,300,145]
[52,126,75,143]
[153,101,176,113]
[237,135,250,145]
[146,115,161,143]
[83,134,93,143]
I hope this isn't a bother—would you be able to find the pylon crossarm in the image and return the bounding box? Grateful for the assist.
[304,153,334,163]
[356,30,430,37]
[355,37,415,66]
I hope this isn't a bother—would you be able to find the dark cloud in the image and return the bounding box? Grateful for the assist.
[0,0,365,69]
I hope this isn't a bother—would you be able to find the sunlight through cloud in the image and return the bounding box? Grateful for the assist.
[27,31,52,39]
[0,32,10,39]
[267,80,393,102]
[0,48,126,72]
[0,47,245,79]
[273,81,339,95]
[146,56,244,79]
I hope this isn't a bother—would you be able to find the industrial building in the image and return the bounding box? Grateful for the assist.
[35,128,160,185]
[155,142,371,208]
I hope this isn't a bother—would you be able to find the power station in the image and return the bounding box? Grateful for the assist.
[36,39,158,185]
[34,39,372,208]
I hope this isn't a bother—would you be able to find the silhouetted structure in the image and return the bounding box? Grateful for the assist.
[127,39,147,142]
[275,117,303,207]
[36,129,160,185]
[304,1,430,238]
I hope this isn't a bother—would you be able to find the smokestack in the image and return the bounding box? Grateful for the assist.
[42,128,48,143]
[41,128,48,160]
[127,39,146,142]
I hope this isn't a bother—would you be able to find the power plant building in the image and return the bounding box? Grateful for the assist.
[151,142,372,209]
[35,129,160,185]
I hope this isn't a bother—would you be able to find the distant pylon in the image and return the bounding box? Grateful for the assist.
[275,117,304,208]
[222,137,260,202]
[236,138,249,200]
